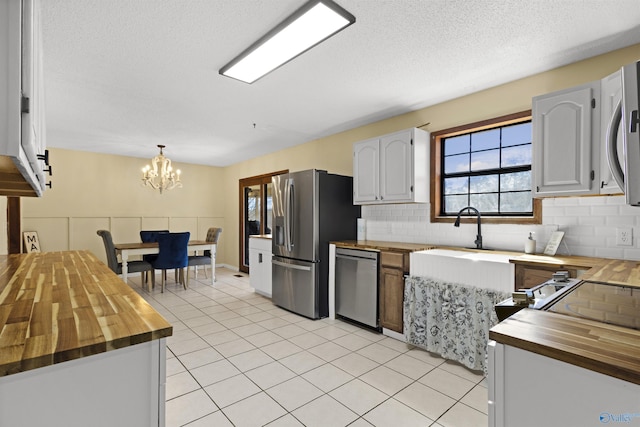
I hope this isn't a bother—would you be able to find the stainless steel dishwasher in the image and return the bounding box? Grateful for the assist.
[335,247,379,329]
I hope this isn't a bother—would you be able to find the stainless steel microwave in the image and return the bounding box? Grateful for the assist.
[606,60,640,206]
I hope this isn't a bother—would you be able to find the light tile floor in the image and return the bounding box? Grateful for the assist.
[131,268,488,427]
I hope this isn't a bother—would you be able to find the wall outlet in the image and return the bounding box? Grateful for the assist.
[616,227,633,246]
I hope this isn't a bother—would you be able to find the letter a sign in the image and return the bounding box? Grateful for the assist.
[23,231,41,253]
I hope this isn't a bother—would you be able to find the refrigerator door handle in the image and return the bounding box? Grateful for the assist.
[607,100,625,191]
[289,181,295,250]
[284,179,291,252]
[272,259,312,271]
[284,179,295,252]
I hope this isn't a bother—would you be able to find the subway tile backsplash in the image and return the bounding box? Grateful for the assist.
[361,195,640,260]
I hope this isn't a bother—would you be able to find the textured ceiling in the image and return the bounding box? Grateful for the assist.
[41,0,640,167]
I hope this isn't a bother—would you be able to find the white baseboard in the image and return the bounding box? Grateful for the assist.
[382,328,406,342]
[217,263,240,272]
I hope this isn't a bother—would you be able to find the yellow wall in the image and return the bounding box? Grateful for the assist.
[19,149,226,264]
[17,43,640,268]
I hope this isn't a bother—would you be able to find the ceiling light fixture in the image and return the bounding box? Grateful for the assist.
[219,0,355,84]
[141,145,182,194]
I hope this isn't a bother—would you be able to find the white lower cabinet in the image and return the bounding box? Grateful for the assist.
[249,236,272,297]
[0,339,166,427]
[488,341,640,427]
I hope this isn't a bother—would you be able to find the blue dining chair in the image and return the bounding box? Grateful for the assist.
[152,232,190,292]
[140,230,169,284]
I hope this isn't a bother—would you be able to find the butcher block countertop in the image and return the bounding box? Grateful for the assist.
[0,250,172,377]
[489,309,640,385]
[579,258,640,287]
[508,253,607,271]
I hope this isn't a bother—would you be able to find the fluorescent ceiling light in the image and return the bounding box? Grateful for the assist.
[219,0,355,84]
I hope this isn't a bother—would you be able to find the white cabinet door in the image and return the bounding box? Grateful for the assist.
[0,339,166,427]
[0,0,46,197]
[533,82,600,196]
[353,138,379,203]
[380,129,413,202]
[249,237,272,297]
[353,128,429,205]
[489,341,640,427]
[600,70,623,195]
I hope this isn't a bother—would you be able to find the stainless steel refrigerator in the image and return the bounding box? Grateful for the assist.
[272,169,361,319]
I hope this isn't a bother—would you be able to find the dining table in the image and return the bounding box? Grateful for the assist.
[115,240,216,290]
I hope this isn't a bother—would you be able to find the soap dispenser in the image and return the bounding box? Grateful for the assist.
[525,232,536,254]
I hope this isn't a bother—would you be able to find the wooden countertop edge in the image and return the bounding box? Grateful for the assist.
[489,310,640,385]
[0,326,172,377]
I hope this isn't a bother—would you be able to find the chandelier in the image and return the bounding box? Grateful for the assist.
[141,145,182,194]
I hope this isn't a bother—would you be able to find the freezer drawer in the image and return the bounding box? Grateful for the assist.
[272,256,320,319]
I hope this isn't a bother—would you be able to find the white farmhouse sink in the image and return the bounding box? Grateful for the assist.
[410,249,515,293]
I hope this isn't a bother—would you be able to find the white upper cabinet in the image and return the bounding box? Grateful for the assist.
[353,128,429,205]
[532,81,600,197]
[353,138,380,203]
[599,70,623,195]
[0,0,47,197]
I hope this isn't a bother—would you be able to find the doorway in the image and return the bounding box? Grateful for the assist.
[239,170,287,273]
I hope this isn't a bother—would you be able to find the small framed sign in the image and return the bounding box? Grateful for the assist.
[23,231,41,253]
[543,231,565,256]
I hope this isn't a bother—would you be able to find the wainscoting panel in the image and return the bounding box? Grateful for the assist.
[71,217,111,261]
[21,216,226,266]
[169,217,198,237]
[111,217,145,243]
[22,217,70,253]
[140,217,171,232]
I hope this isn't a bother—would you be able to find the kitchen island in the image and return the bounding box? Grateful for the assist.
[0,250,172,427]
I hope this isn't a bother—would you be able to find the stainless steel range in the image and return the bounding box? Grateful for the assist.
[545,280,640,330]
[494,272,581,321]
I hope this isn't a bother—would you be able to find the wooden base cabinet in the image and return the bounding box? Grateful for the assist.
[379,251,409,333]
[514,263,578,290]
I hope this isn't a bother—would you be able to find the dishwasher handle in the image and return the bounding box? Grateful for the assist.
[335,248,378,262]
[336,253,377,262]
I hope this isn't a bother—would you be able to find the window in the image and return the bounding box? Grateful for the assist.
[431,111,541,224]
